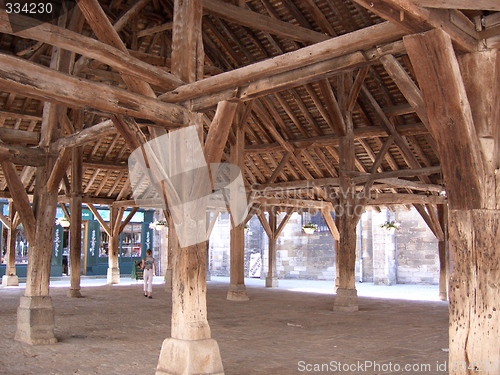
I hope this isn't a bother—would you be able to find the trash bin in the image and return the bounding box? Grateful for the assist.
[132,260,143,280]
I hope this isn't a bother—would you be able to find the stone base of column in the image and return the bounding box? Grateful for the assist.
[226,283,249,301]
[67,288,83,298]
[164,269,173,291]
[438,291,448,301]
[15,296,58,345]
[2,274,19,286]
[106,267,120,284]
[156,338,224,375]
[265,276,278,288]
[333,288,358,312]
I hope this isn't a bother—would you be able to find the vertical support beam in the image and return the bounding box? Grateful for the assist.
[227,106,249,301]
[1,201,18,286]
[15,134,59,345]
[265,210,278,288]
[405,29,500,372]
[164,210,175,291]
[156,0,224,374]
[106,206,121,284]
[68,145,83,298]
[437,204,448,301]
[334,73,359,312]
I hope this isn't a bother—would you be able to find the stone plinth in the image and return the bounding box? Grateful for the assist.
[226,283,249,301]
[2,274,19,286]
[265,276,278,288]
[107,267,120,284]
[67,288,83,298]
[333,288,358,312]
[156,338,224,375]
[15,295,57,345]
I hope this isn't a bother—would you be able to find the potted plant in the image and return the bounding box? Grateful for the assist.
[380,220,400,233]
[302,222,318,234]
[149,220,167,230]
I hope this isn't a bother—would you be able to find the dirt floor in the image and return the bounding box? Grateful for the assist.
[0,279,449,375]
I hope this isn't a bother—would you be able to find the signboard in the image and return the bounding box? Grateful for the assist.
[52,225,63,266]
[86,221,100,266]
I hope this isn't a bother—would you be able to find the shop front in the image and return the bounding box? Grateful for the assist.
[0,201,154,279]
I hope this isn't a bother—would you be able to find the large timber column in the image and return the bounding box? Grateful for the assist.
[266,210,278,288]
[437,205,448,301]
[257,208,292,288]
[227,223,249,300]
[405,30,500,374]
[1,201,19,286]
[334,75,359,312]
[156,1,233,374]
[107,206,123,284]
[164,210,175,291]
[4,103,61,345]
[68,145,83,298]
[227,107,249,301]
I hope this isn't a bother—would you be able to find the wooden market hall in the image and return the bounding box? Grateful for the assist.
[0,0,499,374]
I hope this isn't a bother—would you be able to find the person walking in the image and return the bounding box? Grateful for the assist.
[141,249,156,298]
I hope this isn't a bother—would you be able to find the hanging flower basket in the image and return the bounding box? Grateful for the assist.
[149,220,167,230]
[302,223,318,234]
[380,220,400,233]
[55,217,70,228]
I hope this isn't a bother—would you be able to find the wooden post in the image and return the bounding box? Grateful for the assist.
[106,206,122,284]
[15,140,59,344]
[266,210,278,288]
[334,76,359,312]
[156,0,224,373]
[334,209,358,312]
[1,201,18,286]
[405,30,500,373]
[227,107,249,301]
[164,210,175,291]
[437,204,448,301]
[68,146,83,298]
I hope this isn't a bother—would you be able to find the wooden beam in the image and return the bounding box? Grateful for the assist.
[205,101,239,164]
[159,22,406,104]
[257,211,273,238]
[404,29,485,209]
[0,10,183,90]
[118,207,139,233]
[46,147,72,193]
[321,207,340,241]
[0,211,11,229]
[379,54,430,128]
[0,161,36,243]
[0,142,46,166]
[0,54,188,127]
[51,120,115,151]
[413,204,445,241]
[274,207,293,239]
[369,193,446,205]
[0,127,39,145]
[352,0,478,52]
[245,123,429,152]
[317,80,346,136]
[410,0,500,11]
[86,203,111,236]
[204,0,329,44]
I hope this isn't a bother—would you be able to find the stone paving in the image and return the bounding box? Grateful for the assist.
[0,277,449,374]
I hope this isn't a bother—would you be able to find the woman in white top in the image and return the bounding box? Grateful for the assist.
[141,249,156,298]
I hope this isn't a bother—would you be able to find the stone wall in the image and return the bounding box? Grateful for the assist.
[205,208,441,285]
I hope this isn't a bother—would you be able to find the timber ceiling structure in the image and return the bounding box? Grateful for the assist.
[0,0,499,213]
